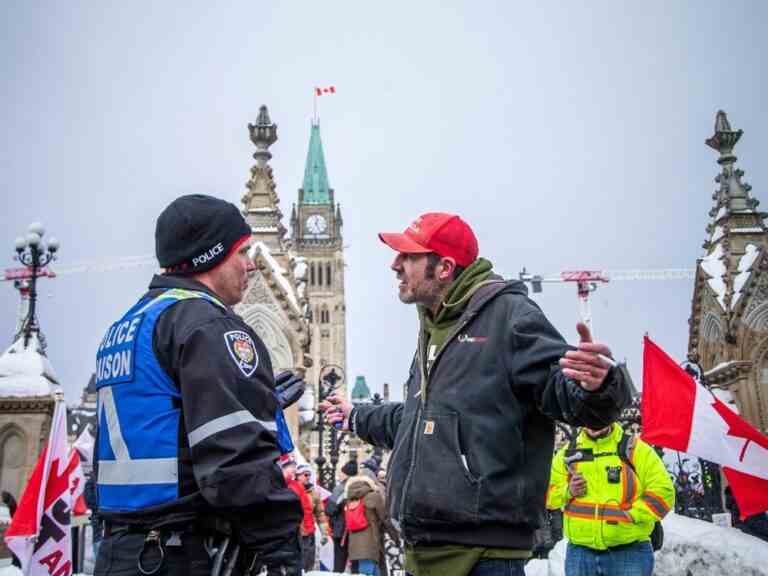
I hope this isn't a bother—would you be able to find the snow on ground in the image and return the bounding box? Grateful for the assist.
[0,568,364,576]
[525,512,768,576]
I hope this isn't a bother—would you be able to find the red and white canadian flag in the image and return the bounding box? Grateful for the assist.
[4,399,85,575]
[641,336,768,518]
[315,86,336,96]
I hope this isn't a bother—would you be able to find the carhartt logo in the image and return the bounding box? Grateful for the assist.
[458,334,488,343]
[192,242,224,267]
[424,420,435,435]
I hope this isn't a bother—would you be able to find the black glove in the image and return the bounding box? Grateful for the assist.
[274,371,306,409]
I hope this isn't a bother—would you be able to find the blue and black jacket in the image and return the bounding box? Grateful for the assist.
[94,274,302,550]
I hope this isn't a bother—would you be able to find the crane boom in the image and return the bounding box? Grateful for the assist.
[517,266,697,331]
[2,254,157,282]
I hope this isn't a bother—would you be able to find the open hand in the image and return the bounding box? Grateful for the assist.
[559,323,613,391]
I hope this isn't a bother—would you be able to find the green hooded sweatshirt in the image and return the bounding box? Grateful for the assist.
[417,257,493,396]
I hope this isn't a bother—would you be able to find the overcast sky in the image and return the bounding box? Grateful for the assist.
[1,1,766,403]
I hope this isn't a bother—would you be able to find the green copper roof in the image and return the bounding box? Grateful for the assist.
[351,375,371,401]
[301,123,331,204]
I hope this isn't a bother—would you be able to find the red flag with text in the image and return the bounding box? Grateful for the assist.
[4,399,85,575]
[641,336,768,518]
[315,86,336,96]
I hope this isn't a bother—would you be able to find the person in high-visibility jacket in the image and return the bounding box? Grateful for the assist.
[547,423,674,576]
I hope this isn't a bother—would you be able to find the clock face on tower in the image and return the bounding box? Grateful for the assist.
[306,214,328,235]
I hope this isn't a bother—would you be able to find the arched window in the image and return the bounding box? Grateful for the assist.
[310,262,316,286]
[0,427,27,499]
[326,263,333,287]
[317,263,323,287]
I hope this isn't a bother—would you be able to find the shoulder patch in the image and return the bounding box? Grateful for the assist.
[224,330,259,377]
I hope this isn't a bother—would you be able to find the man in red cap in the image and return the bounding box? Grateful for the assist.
[321,212,632,576]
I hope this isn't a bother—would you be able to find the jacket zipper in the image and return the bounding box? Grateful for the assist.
[399,311,477,529]
[399,329,428,527]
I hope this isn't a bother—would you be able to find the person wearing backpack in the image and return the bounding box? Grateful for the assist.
[326,461,358,571]
[344,470,398,576]
[546,423,675,576]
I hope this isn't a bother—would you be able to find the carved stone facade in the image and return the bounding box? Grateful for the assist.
[235,106,312,440]
[0,334,57,501]
[688,111,768,433]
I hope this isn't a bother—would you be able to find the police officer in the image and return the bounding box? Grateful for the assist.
[94,194,304,576]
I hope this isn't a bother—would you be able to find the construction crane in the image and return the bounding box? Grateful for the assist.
[518,267,696,330]
[2,254,158,283]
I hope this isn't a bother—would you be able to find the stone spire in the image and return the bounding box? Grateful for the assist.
[242,105,287,253]
[299,122,333,205]
[705,110,756,214]
[695,111,766,341]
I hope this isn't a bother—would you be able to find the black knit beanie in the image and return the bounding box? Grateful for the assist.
[341,461,358,477]
[155,194,251,275]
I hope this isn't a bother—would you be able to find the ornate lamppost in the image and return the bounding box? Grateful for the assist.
[13,222,59,348]
[371,392,384,465]
[315,364,344,490]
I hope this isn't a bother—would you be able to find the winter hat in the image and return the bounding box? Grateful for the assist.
[341,461,358,477]
[296,464,312,476]
[156,194,251,275]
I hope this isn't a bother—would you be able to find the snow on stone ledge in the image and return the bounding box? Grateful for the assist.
[700,243,727,310]
[732,243,760,310]
[0,333,58,397]
[710,225,725,244]
[711,387,740,414]
[249,242,300,313]
[716,205,727,221]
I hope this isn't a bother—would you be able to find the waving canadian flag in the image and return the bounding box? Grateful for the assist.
[641,336,768,518]
[4,398,85,576]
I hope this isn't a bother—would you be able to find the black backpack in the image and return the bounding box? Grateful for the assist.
[566,432,664,551]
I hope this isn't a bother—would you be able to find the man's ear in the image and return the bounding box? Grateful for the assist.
[439,257,457,281]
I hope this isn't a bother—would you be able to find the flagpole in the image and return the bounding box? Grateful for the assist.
[313,89,317,124]
[31,391,65,543]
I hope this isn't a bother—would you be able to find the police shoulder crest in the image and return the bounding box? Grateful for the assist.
[224,330,259,377]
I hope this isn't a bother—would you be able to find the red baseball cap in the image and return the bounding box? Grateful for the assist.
[378,212,479,267]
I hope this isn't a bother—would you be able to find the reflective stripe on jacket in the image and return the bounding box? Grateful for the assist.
[546,423,674,550]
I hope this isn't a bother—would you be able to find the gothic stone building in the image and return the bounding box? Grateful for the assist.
[235,106,347,455]
[689,111,768,434]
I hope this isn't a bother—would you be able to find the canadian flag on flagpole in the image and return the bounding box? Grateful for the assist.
[315,86,336,96]
[4,398,85,575]
[641,336,768,518]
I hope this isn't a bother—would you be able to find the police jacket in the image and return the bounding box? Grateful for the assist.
[94,274,302,550]
[352,279,632,551]
[546,423,674,550]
